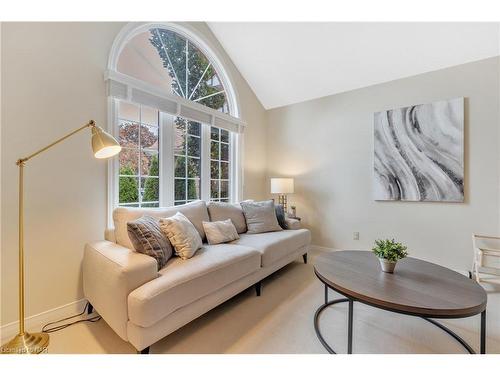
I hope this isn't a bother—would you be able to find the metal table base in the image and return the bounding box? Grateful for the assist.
[314,284,486,354]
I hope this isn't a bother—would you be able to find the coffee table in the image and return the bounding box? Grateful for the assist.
[313,251,487,354]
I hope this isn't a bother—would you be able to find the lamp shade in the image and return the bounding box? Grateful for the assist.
[91,126,122,159]
[271,178,294,194]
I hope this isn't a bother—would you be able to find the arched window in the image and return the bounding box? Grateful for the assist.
[106,23,243,213]
[117,27,232,113]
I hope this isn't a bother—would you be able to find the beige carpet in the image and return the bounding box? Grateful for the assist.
[46,249,500,354]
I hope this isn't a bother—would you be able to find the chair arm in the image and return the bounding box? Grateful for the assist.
[478,247,500,255]
[83,240,158,340]
[474,234,500,240]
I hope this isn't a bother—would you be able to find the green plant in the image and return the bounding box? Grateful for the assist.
[372,239,408,262]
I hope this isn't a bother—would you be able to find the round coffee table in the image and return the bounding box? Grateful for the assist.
[313,251,487,354]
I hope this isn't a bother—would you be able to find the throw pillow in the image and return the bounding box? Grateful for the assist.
[127,215,173,270]
[206,201,247,233]
[202,219,240,245]
[159,212,203,260]
[275,204,288,230]
[240,200,283,234]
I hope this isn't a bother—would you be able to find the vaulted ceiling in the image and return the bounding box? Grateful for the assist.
[208,22,500,109]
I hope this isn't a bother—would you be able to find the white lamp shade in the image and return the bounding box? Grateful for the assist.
[91,126,122,159]
[271,178,294,194]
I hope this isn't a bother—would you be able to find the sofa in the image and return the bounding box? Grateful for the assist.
[82,200,311,353]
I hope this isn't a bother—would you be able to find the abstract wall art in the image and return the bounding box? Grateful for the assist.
[373,97,464,202]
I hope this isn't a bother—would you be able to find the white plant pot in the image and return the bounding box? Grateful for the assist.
[379,258,397,273]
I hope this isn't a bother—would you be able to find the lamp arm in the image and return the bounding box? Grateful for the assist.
[17,120,96,165]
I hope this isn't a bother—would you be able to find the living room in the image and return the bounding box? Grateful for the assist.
[1,0,500,372]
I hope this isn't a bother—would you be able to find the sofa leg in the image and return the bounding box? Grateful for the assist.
[87,302,94,314]
[138,346,150,354]
[303,253,308,264]
[255,281,261,297]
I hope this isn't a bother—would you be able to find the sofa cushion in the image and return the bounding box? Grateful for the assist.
[206,202,247,234]
[240,200,283,234]
[127,243,260,327]
[234,229,311,267]
[113,200,209,250]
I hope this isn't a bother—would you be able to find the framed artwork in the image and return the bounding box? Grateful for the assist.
[374,97,464,202]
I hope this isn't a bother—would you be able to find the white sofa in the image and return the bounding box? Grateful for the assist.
[82,200,311,353]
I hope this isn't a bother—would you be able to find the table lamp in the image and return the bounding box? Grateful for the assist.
[1,120,121,354]
[270,178,294,212]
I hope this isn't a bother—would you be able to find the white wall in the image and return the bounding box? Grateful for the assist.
[0,22,268,326]
[267,57,500,270]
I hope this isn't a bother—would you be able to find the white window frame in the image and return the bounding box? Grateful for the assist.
[106,22,244,227]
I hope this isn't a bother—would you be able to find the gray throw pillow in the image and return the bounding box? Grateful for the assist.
[127,215,173,270]
[275,204,288,230]
[240,200,283,234]
[207,201,247,233]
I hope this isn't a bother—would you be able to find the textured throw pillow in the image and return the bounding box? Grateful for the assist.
[127,216,173,270]
[207,202,247,233]
[159,212,203,260]
[275,204,288,230]
[240,200,283,234]
[202,219,240,245]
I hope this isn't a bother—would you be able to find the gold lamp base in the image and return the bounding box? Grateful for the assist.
[1,332,49,354]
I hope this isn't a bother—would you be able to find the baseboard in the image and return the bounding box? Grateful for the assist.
[309,244,339,252]
[0,299,87,344]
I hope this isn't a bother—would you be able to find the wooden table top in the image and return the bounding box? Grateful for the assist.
[314,251,487,318]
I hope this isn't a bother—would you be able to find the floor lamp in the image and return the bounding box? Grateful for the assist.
[1,120,121,354]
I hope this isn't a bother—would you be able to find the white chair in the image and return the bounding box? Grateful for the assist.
[472,234,500,283]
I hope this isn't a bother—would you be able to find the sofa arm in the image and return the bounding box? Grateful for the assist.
[285,217,301,230]
[83,240,158,340]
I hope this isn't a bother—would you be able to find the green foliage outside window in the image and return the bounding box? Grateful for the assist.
[149,28,227,111]
[143,155,159,202]
[119,166,139,203]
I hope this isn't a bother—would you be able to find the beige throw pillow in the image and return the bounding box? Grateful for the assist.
[202,219,240,245]
[240,200,283,234]
[159,212,202,260]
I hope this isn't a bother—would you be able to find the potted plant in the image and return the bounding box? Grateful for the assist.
[372,239,408,273]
